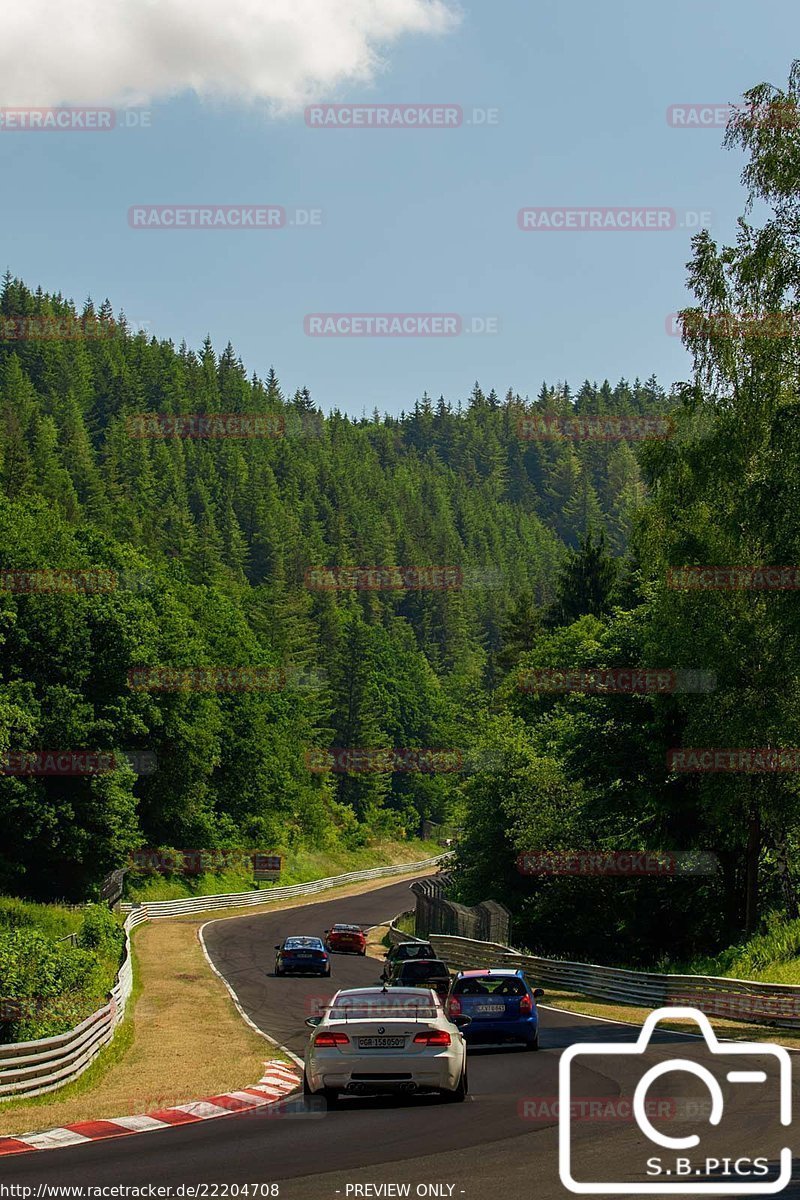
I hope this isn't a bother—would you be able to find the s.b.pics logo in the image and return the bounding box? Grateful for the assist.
[559,1007,791,1194]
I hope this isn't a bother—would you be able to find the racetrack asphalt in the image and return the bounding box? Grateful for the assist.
[1,876,796,1198]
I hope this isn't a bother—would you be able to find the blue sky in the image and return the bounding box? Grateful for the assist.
[2,0,797,415]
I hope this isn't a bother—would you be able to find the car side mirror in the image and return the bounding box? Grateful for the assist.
[305,1016,322,1028]
[533,988,544,999]
[324,929,329,934]
[453,1015,472,1029]
[274,944,281,950]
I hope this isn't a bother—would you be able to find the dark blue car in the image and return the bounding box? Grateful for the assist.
[274,936,331,977]
[446,969,543,1050]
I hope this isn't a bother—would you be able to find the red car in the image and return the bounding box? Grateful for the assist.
[324,923,367,955]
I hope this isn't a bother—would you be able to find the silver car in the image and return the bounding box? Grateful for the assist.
[303,986,470,1106]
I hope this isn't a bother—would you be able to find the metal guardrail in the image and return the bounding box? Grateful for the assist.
[0,857,440,1101]
[426,933,800,1030]
[386,912,423,947]
[0,906,144,1102]
[119,858,441,918]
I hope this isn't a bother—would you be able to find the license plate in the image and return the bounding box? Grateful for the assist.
[357,1036,405,1049]
[475,1003,506,1014]
[295,953,313,959]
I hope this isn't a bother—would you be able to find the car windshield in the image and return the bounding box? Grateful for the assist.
[398,960,449,981]
[453,975,527,996]
[328,991,438,1019]
[397,944,434,959]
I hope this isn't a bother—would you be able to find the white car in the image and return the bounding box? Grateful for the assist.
[303,986,470,1106]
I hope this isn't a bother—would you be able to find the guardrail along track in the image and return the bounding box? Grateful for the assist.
[0,857,441,1101]
[426,933,800,1030]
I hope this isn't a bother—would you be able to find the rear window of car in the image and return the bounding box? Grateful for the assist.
[396,944,435,959]
[329,991,437,1019]
[332,925,361,933]
[397,960,450,981]
[452,975,527,996]
[284,937,323,949]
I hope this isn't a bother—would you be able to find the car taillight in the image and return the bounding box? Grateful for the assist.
[519,994,532,1015]
[413,1030,451,1046]
[314,1032,350,1047]
[447,996,461,1017]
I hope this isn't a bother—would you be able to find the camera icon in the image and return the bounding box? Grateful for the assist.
[559,1006,792,1194]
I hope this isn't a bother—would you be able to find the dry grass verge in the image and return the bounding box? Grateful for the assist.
[0,866,436,1135]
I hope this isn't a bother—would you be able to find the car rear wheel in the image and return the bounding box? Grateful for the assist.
[525,1034,540,1051]
[442,1067,467,1103]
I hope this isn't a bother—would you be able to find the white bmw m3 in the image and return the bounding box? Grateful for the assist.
[303,986,470,1106]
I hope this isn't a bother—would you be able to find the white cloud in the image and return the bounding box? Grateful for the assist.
[1,0,460,110]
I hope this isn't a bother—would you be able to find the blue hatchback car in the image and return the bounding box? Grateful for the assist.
[274,936,331,977]
[446,969,543,1050]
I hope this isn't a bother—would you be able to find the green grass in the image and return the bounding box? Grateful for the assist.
[0,934,143,1122]
[124,837,440,903]
[393,911,417,935]
[0,902,126,1043]
[0,896,85,939]
[678,913,800,984]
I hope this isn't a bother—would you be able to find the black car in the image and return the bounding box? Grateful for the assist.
[274,936,330,976]
[386,957,451,1001]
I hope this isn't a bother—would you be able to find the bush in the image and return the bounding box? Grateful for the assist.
[0,914,124,1043]
[78,903,125,952]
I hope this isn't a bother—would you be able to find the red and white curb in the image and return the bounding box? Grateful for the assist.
[0,1060,301,1157]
